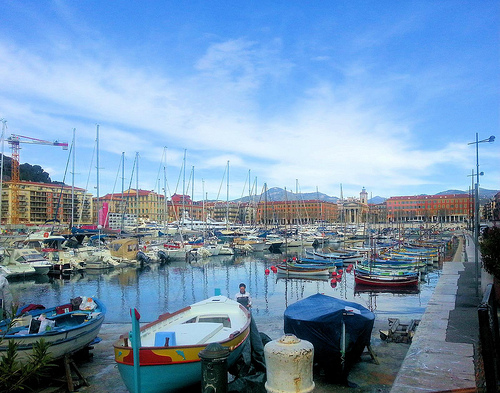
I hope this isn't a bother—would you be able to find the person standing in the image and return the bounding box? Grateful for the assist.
[0,274,13,318]
[235,283,252,309]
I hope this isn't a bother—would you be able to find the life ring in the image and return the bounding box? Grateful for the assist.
[43,232,49,238]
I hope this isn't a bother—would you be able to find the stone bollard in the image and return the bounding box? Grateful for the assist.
[199,342,230,393]
[264,334,315,393]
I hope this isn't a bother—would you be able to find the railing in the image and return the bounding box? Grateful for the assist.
[478,283,500,392]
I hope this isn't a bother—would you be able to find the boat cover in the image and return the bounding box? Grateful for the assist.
[284,293,375,383]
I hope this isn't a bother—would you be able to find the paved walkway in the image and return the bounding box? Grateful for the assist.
[391,233,480,392]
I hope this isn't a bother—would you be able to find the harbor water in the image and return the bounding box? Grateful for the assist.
[7,248,441,333]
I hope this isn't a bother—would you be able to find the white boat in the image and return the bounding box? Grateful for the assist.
[0,248,50,277]
[114,296,251,393]
[0,297,106,362]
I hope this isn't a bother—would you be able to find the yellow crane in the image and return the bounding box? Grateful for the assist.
[7,134,68,225]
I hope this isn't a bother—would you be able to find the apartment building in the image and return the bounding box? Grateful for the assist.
[0,180,93,226]
[385,194,471,223]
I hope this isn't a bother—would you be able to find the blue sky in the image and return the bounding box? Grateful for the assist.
[0,1,498,201]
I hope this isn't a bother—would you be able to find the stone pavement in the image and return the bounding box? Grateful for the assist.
[390,233,481,392]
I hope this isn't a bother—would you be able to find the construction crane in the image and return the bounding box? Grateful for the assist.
[7,134,69,225]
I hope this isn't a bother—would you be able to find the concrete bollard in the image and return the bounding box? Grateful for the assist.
[199,342,230,393]
[264,334,315,393]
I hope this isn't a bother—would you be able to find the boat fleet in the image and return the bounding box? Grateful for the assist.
[0,222,455,392]
[0,223,447,290]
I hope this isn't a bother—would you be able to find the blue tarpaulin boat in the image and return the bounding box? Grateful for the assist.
[284,293,374,384]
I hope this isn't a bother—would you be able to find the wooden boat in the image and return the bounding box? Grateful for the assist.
[276,263,330,277]
[0,297,106,362]
[354,269,419,287]
[113,295,251,393]
[284,294,374,384]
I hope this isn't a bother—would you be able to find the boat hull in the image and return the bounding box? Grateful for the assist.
[114,296,251,393]
[354,271,419,287]
[0,298,106,362]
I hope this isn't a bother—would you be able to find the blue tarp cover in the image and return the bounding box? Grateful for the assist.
[284,293,375,382]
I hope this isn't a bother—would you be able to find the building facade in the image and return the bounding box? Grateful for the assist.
[385,194,472,223]
[0,181,93,226]
[255,199,339,225]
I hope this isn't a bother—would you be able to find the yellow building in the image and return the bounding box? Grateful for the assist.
[96,189,167,225]
[0,180,93,226]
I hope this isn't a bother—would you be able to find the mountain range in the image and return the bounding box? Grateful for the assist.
[233,187,499,204]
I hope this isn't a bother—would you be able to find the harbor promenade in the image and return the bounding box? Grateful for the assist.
[391,233,481,392]
[45,232,485,393]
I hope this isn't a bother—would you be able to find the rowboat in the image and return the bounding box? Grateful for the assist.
[0,297,106,362]
[276,263,330,277]
[354,269,419,287]
[114,295,251,393]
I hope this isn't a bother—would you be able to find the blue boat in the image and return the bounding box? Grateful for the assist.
[0,297,106,362]
[284,293,374,384]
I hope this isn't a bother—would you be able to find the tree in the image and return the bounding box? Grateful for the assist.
[19,164,51,183]
[480,226,500,279]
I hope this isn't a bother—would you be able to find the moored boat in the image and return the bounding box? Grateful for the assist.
[0,297,106,362]
[113,295,251,393]
[354,269,419,287]
[284,293,375,384]
[276,262,331,277]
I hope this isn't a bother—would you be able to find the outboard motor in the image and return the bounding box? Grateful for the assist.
[136,251,151,267]
[157,250,170,265]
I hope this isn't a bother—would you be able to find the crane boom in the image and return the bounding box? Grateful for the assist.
[7,133,69,225]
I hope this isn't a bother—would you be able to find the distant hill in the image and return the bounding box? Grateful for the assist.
[235,187,339,203]
[435,189,467,195]
[368,196,386,204]
[233,187,498,204]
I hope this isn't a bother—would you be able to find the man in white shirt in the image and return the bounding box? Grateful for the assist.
[0,274,13,318]
[235,283,252,309]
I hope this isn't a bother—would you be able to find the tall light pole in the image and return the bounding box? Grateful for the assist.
[468,133,495,296]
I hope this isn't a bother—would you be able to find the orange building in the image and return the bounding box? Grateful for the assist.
[385,194,472,223]
[256,199,339,225]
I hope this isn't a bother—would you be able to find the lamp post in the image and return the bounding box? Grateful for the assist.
[468,133,495,296]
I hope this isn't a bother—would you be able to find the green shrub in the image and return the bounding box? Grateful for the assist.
[0,315,55,393]
[480,226,500,279]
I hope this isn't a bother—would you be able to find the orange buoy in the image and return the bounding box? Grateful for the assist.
[265,269,270,275]
[43,232,49,238]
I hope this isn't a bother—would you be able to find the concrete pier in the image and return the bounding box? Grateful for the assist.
[391,233,480,392]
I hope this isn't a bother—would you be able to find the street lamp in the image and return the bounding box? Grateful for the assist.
[467,133,495,296]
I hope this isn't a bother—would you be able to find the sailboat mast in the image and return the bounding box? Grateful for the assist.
[191,166,194,230]
[121,152,125,232]
[135,152,139,231]
[70,128,76,228]
[96,124,100,226]
[182,149,186,227]
[0,119,6,226]
[226,160,229,228]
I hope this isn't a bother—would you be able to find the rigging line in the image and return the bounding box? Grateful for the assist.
[174,154,183,195]
[103,155,124,227]
[52,140,73,230]
[155,147,167,194]
[78,138,96,226]
[215,164,227,201]
[124,153,137,218]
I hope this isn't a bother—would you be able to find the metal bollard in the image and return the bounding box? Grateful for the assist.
[199,342,230,393]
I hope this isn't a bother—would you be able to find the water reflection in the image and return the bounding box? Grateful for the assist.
[6,250,441,331]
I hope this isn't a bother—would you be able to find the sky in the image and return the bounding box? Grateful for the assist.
[0,1,498,202]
